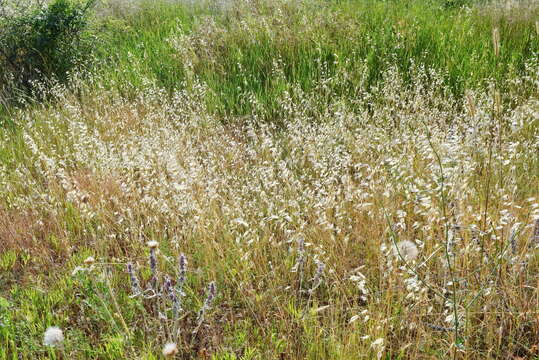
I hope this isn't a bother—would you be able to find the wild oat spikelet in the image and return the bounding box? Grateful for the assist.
[162,342,179,357]
[393,240,419,261]
[43,326,64,347]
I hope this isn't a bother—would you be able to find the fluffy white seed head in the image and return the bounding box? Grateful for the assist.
[393,240,419,261]
[147,241,159,249]
[43,326,64,347]
[162,342,179,357]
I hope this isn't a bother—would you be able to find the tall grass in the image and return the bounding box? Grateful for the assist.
[93,0,538,118]
[0,0,538,359]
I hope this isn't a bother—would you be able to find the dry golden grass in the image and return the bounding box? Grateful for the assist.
[0,58,537,358]
[0,0,538,357]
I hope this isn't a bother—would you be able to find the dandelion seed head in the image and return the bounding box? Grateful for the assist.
[147,241,159,249]
[71,266,86,276]
[162,342,179,357]
[43,326,64,346]
[393,240,419,261]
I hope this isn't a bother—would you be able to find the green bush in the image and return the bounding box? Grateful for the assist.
[0,0,96,98]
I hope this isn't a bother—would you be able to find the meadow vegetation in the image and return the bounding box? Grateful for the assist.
[0,0,538,359]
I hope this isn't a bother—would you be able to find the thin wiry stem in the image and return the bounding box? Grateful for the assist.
[422,122,461,357]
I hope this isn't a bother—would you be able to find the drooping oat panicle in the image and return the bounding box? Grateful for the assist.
[43,326,64,347]
[127,262,142,296]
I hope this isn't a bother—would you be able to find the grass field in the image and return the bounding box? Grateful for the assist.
[0,0,538,359]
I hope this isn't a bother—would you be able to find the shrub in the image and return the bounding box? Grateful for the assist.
[0,0,96,100]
